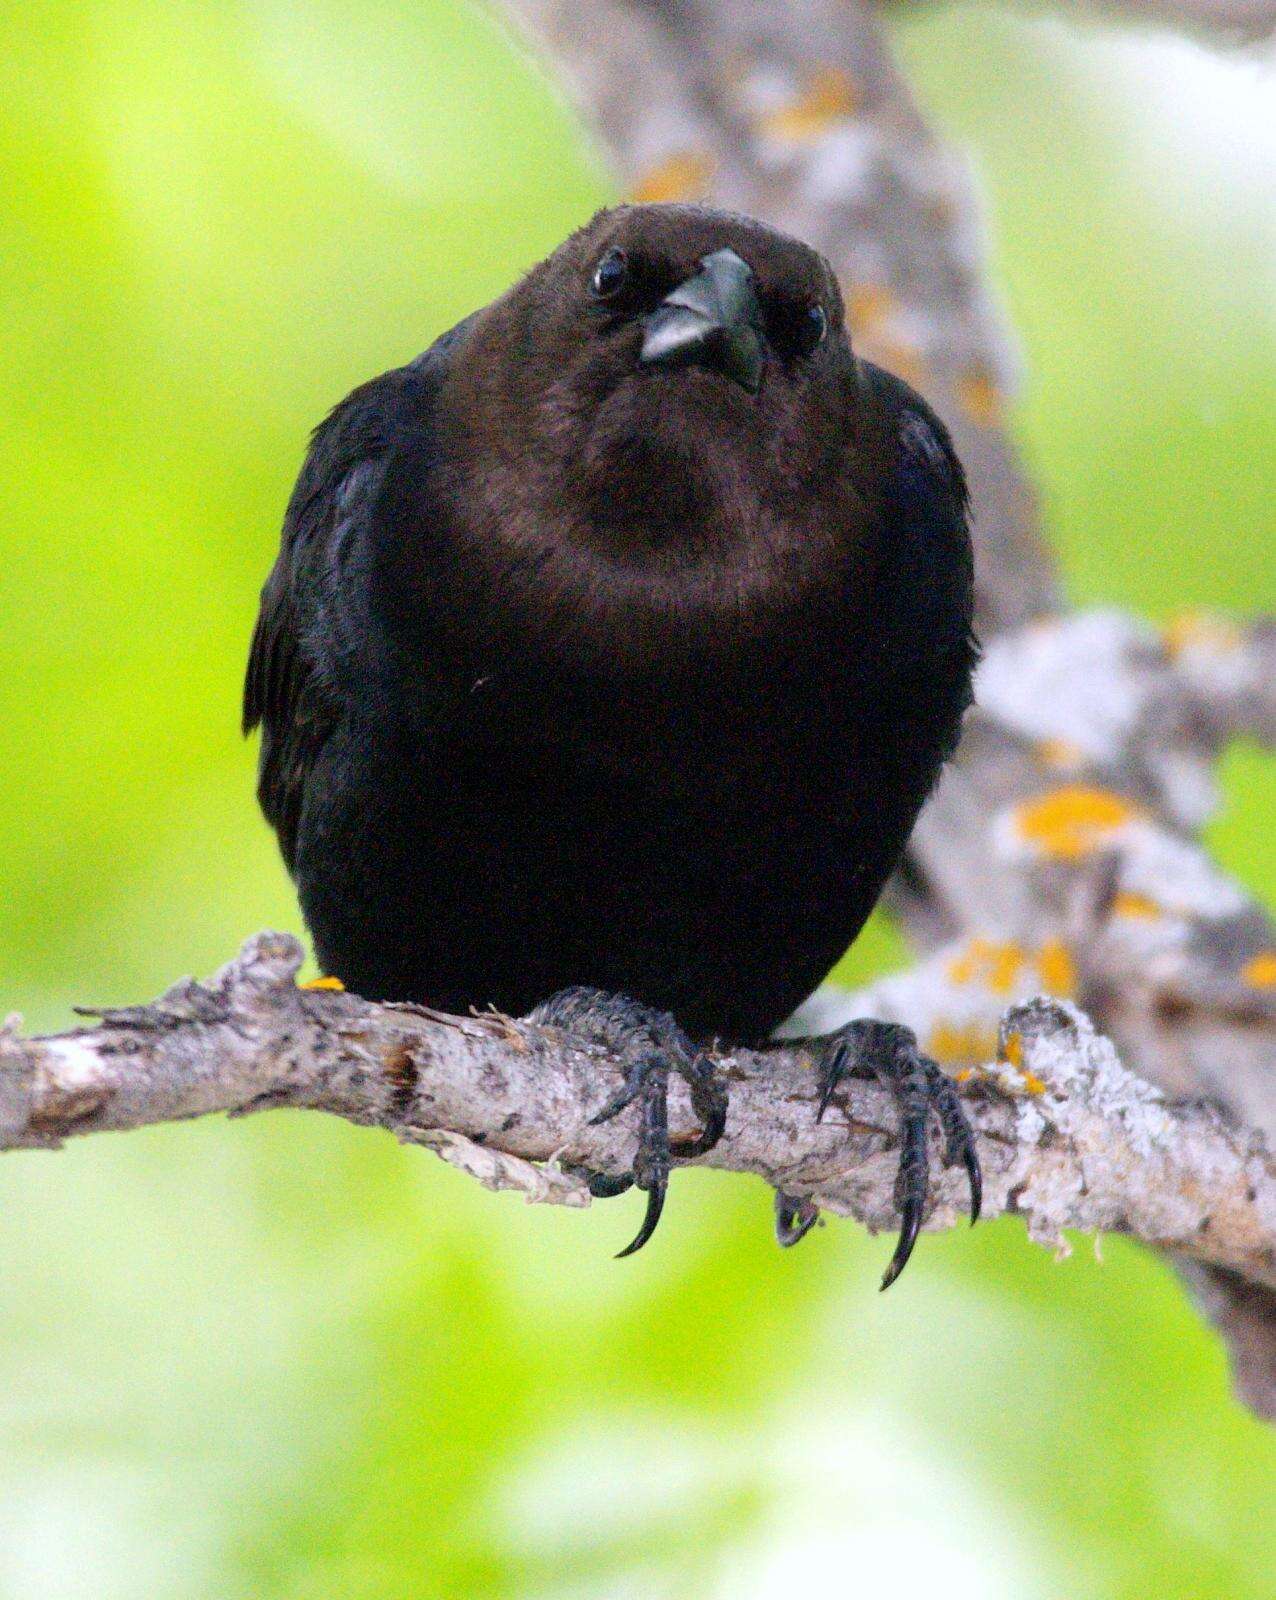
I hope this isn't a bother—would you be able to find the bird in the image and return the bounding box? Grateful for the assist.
[244,202,981,1285]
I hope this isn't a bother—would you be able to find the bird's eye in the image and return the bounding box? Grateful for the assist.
[794,303,827,357]
[590,248,629,300]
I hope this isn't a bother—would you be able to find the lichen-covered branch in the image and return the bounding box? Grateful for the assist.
[829,610,1276,1133]
[2,933,1273,1297]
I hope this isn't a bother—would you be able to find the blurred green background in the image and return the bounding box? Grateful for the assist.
[1,3,1273,1596]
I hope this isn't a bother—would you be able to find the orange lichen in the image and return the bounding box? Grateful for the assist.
[1036,737,1085,770]
[988,943,1027,996]
[997,1031,1045,1094]
[1037,939,1077,998]
[759,67,856,141]
[1112,891,1161,921]
[956,368,1004,428]
[1162,610,1241,660]
[947,935,1075,1001]
[946,935,993,985]
[927,1021,998,1066]
[945,956,970,985]
[862,336,926,392]
[946,936,1026,994]
[1241,951,1276,989]
[632,151,715,203]
[845,282,898,333]
[301,975,345,992]
[1013,786,1140,861]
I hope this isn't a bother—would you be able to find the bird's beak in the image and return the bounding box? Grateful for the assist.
[639,248,765,393]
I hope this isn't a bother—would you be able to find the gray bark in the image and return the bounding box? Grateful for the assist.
[3,932,1272,1300]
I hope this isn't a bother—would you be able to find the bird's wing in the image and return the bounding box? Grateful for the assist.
[243,319,470,872]
[859,360,969,523]
[857,360,976,687]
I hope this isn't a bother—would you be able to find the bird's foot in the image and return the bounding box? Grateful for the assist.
[814,1020,981,1289]
[528,987,727,1257]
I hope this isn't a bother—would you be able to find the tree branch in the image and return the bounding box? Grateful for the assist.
[3,932,1273,1294]
[1065,0,1276,43]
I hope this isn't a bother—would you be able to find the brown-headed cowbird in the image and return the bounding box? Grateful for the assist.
[244,203,980,1284]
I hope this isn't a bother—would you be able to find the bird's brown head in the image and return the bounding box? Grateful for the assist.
[438,204,869,566]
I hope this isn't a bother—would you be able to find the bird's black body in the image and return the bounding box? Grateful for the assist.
[246,204,979,1275]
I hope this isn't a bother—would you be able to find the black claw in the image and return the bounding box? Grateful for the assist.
[616,1181,666,1258]
[775,1190,820,1248]
[610,1074,673,1255]
[530,987,726,1259]
[583,1169,635,1199]
[673,1054,728,1157]
[814,1040,847,1124]
[880,1196,923,1291]
[964,1145,982,1225]
[928,1066,982,1226]
[883,1099,930,1289]
[812,1019,981,1287]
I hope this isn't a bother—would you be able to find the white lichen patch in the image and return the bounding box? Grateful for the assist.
[42,1035,109,1095]
[976,611,1156,766]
